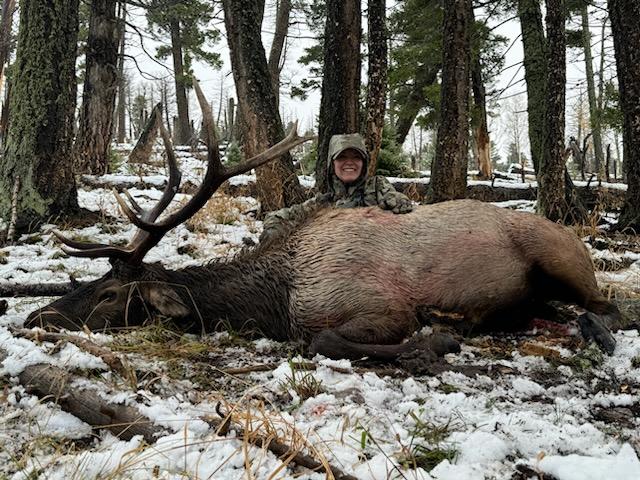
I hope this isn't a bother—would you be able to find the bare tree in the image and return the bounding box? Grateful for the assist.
[267,0,292,109]
[365,0,388,176]
[223,0,305,212]
[74,0,120,174]
[428,0,471,203]
[316,0,361,192]
[609,0,640,230]
[537,0,567,221]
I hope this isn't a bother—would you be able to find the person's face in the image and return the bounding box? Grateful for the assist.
[333,149,364,184]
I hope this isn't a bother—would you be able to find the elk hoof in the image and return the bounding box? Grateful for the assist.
[398,348,439,375]
[578,312,616,355]
[406,332,461,357]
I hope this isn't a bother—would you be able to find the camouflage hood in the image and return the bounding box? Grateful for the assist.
[326,133,370,207]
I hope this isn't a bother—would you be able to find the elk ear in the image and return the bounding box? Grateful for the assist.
[139,283,191,319]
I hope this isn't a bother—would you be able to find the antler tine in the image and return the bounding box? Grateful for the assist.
[52,230,111,251]
[225,121,316,177]
[117,78,230,235]
[146,121,182,221]
[52,230,133,261]
[122,189,143,213]
[193,77,223,174]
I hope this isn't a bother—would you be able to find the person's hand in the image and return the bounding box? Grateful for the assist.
[382,192,414,214]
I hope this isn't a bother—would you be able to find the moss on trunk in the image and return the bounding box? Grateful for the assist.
[0,0,79,223]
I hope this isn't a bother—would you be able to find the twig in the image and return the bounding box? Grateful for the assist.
[204,413,360,480]
[10,327,135,384]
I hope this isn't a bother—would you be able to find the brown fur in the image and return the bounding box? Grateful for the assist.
[27,199,621,361]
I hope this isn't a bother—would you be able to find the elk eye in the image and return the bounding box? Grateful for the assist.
[98,290,117,303]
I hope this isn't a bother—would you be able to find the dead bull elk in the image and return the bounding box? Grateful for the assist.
[26,84,622,364]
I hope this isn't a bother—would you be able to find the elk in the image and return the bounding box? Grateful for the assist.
[25,83,622,367]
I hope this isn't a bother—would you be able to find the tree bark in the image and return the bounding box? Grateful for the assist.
[537,0,568,222]
[580,3,605,181]
[222,0,305,212]
[469,4,491,180]
[0,0,16,87]
[365,0,388,176]
[170,18,191,146]
[427,0,471,203]
[0,0,79,223]
[316,0,361,192]
[74,0,120,175]
[0,75,10,150]
[517,0,547,173]
[608,0,640,230]
[116,1,127,144]
[267,0,292,110]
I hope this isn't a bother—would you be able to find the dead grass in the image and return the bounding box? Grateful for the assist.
[186,193,246,232]
[108,323,213,362]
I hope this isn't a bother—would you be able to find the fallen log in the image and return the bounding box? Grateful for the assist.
[0,282,81,297]
[0,350,163,442]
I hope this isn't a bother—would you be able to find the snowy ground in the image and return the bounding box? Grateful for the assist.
[1,151,640,480]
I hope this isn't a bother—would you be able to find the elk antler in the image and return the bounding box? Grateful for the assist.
[54,79,315,265]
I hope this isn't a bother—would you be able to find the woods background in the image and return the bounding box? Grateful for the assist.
[0,0,639,234]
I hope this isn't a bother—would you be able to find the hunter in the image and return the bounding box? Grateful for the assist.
[260,133,413,242]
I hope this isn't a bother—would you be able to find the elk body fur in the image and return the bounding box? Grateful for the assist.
[27,199,621,360]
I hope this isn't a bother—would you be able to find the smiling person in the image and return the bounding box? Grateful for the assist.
[260,133,413,242]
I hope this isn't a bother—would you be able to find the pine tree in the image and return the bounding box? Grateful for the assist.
[0,0,80,225]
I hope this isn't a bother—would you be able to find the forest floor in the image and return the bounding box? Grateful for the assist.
[1,149,639,480]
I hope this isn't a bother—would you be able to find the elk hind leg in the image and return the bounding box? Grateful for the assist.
[308,313,460,362]
[534,249,622,353]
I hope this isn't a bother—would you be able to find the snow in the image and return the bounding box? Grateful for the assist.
[1,150,640,479]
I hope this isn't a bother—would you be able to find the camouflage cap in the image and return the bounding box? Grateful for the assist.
[328,133,369,162]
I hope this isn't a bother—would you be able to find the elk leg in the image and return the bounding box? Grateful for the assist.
[533,253,623,353]
[578,312,617,355]
[308,329,460,361]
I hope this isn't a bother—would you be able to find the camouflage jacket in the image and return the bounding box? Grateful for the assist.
[261,134,413,242]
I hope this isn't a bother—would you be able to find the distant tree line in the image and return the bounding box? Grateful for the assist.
[0,0,639,234]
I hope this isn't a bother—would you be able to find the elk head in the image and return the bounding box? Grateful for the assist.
[26,80,313,332]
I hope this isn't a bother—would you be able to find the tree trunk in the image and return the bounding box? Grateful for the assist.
[222,0,305,212]
[469,4,491,180]
[267,0,292,110]
[427,0,471,203]
[365,0,388,176]
[170,18,191,146]
[0,0,79,224]
[537,0,569,222]
[517,0,547,173]
[115,1,127,144]
[316,0,361,192]
[0,74,10,150]
[580,3,605,181]
[74,0,119,174]
[0,0,16,87]
[609,0,640,230]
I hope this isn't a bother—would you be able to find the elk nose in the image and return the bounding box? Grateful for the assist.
[24,308,79,331]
